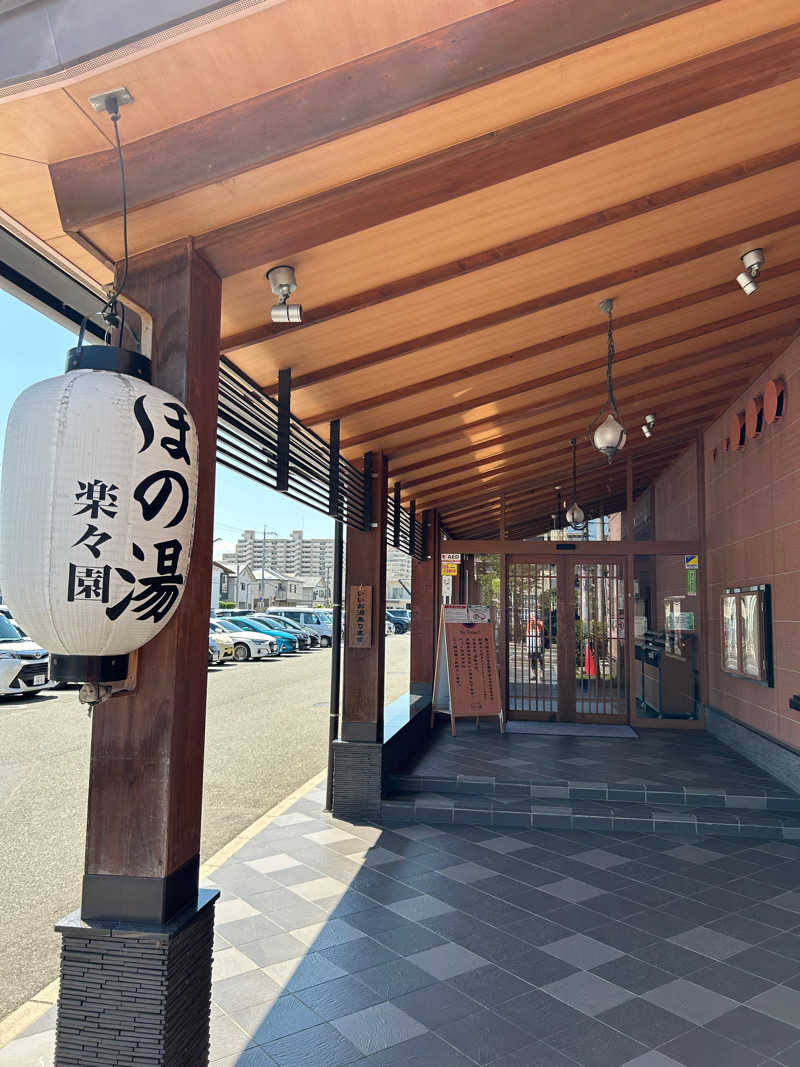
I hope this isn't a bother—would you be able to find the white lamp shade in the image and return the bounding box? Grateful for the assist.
[593,413,627,459]
[0,369,199,656]
[566,502,585,527]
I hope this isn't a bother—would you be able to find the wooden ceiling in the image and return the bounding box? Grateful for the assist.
[1,0,798,538]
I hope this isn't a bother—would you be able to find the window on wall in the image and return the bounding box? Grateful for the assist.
[721,585,773,686]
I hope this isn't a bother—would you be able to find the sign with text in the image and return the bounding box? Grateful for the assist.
[441,562,458,576]
[684,554,699,569]
[433,604,504,735]
[687,570,697,596]
[348,585,372,648]
[441,553,461,562]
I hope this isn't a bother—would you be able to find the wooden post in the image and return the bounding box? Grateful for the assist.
[82,238,220,923]
[695,429,708,717]
[411,509,440,689]
[341,451,388,742]
[625,452,634,541]
[500,552,509,718]
[557,556,577,722]
[55,239,221,1067]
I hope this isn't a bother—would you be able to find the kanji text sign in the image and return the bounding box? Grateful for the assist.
[433,605,504,735]
[348,585,373,648]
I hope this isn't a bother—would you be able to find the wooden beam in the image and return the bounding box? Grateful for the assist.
[395,372,751,494]
[441,537,700,556]
[340,315,794,450]
[441,447,687,527]
[51,0,716,233]
[308,262,800,428]
[403,385,747,502]
[195,25,800,277]
[374,327,786,461]
[435,438,697,518]
[221,151,800,355]
[83,239,221,922]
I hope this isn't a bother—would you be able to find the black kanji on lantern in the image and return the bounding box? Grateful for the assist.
[161,403,191,464]
[73,524,113,560]
[74,480,118,520]
[68,563,111,602]
[133,470,189,528]
[106,539,184,623]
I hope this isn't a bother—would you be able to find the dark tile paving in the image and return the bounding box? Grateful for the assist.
[394,722,800,806]
[10,780,800,1066]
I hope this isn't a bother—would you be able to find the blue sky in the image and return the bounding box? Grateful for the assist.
[0,289,334,551]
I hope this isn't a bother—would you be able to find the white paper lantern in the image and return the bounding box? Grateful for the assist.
[0,366,199,658]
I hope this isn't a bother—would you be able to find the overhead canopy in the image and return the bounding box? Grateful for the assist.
[1,0,798,537]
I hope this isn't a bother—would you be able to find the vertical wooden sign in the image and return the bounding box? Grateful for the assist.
[348,584,372,648]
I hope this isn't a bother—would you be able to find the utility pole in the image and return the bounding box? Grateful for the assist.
[260,527,278,607]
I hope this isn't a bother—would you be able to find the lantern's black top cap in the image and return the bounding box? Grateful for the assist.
[66,345,151,382]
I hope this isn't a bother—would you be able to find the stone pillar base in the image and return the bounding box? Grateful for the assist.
[332,740,382,819]
[54,889,218,1066]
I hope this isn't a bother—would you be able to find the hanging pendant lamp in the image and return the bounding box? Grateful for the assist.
[565,437,588,530]
[588,298,627,463]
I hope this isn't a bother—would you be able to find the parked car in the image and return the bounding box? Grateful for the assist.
[210,618,277,661]
[386,610,409,634]
[0,614,52,698]
[208,637,221,665]
[271,608,333,647]
[215,608,254,619]
[255,613,316,648]
[208,625,235,663]
[230,616,298,653]
[385,618,396,635]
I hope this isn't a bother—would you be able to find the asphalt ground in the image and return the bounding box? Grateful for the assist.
[0,634,411,1021]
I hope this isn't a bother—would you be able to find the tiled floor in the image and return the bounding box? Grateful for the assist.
[396,723,798,799]
[8,781,800,1066]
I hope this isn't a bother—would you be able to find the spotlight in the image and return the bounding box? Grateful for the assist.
[267,265,302,324]
[736,248,764,295]
[641,413,656,438]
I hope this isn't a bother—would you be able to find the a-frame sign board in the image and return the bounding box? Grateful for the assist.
[432,604,505,735]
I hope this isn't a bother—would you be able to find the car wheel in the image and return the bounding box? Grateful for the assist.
[321,636,331,647]
[234,643,250,661]
[20,691,42,699]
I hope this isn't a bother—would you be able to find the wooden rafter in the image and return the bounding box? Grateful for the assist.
[339,316,795,450]
[191,23,800,277]
[50,0,715,233]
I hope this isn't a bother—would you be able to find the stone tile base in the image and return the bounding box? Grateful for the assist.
[332,740,382,820]
[54,890,217,1066]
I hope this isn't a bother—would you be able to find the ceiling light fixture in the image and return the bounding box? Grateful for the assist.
[565,437,588,531]
[588,298,626,463]
[267,265,302,323]
[736,248,764,295]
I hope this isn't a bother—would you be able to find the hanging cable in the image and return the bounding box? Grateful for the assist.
[605,300,617,414]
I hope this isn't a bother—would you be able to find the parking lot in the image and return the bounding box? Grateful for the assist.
[0,633,410,1020]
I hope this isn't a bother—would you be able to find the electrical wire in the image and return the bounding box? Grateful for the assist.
[605,301,618,414]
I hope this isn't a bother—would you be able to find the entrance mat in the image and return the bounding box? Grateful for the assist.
[504,721,638,738]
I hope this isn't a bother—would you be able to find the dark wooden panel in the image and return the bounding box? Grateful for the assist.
[557,557,577,723]
[224,156,800,358]
[196,26,800,276]
[84,239,221,885]
[50,0,716,232]
[305,259,800,425]
[341,453,387,741]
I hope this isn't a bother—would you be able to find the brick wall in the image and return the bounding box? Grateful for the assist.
[704,334,800,750]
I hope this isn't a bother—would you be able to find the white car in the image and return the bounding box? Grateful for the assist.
[211,618,277,661]
[0,614,52,698]
[385,618,396,635]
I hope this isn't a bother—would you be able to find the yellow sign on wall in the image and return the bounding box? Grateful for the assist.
[441,562,458,576]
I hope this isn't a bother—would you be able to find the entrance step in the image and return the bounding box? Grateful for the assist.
[387,773,800,814]
[381,791,800,842]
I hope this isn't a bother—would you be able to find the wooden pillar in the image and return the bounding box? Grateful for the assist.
[341,451,388,742]
[557,556,577,722]
[410,509,440,689]
[695,429,708,716]
[55,239,221,1067]
[81,239,221,923]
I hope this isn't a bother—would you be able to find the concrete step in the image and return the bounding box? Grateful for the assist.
[381,790,800,842]
[388,772,800,814]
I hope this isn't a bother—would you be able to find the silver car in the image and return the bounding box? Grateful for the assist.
[0,614,52,698]
[272,608,333,647]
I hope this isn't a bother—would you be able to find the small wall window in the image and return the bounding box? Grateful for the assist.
[721,585,773,686]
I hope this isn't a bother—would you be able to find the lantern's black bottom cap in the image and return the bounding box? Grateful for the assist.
[51,653,129,685]
[66,345,151,382]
